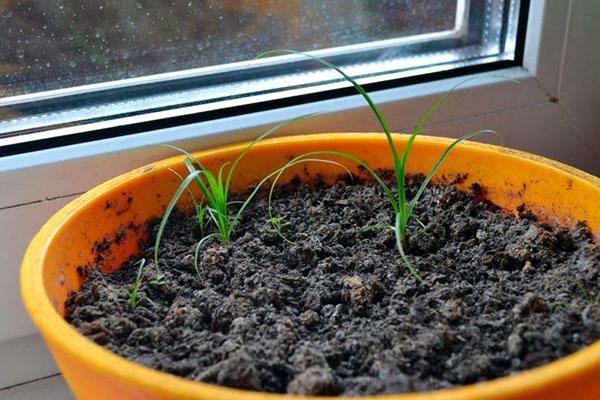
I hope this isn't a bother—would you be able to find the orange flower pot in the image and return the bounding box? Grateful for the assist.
[21,133,600,399]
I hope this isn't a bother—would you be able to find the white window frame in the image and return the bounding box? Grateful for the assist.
[2,0,599,389]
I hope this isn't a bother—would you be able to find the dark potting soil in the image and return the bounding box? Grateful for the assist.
[66,176,600,396]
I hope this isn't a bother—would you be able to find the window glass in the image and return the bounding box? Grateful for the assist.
[0,0,524,147]
[2,1,459,96]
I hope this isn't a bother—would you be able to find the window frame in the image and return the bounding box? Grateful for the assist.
[0,0,529,155]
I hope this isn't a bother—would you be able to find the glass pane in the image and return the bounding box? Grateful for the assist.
[0,0,524,148]
[2,1,458,96]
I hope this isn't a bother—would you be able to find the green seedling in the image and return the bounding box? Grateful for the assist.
[258,50,505,283]
[154,114,319,273]
[193,232,220,280]
[149,275,166,286]
[266,157,352,243]
[160,164,207,236]
[191,158,348,275]
[549,280,600,312]
[354,224,393,238]
[574,280,600,305]
[122,258,146,308]
[549,299,568,312]
[267,216,289,232]
[141,165,207,285]
[267,216,292,243]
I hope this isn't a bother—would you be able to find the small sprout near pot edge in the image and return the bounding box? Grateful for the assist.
[122,258,146,308]
[266,216,292,244]
[266,157,352,244]
[549,281,600,312]
[549,299,568,312]
[574,280,600,306]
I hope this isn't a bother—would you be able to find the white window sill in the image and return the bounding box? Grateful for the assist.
[1,375,72,400]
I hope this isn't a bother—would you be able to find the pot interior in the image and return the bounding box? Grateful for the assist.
[38,134,600,316]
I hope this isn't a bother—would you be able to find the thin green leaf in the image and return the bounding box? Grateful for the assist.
[165,161,209,236]
[196,204,206,236]
[277,150,398,214]
[266,216,294,244]
[154,170,202,272]
[266,157,352,243]
[205,206,230,242]
[159,143,205,170]
[405,130,499,224]
[256,50,404,199]
[267,157,353,221]
[149,275,165,286]
[414,216,427,230]
[355,224,392,238]
[184,158,215,210]
[193,233,219,280]
[408,217,428,241]
[201,169,227,216]
[133,258,145,285]
[224,112,319,198]
[217,162,231,195]
[398,75,519,215]
[123,258,146,308]
[394,214,423,283]
[161,166,201,216]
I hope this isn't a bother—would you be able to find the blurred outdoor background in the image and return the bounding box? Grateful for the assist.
[0,0,456,97]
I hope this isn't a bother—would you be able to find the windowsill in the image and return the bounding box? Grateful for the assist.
[1,375,72,400]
